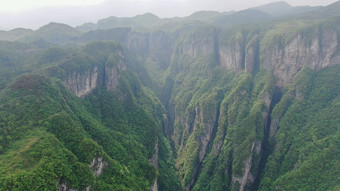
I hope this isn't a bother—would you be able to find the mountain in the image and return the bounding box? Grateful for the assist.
[300,0,340,19]
[0,22,82,44]
[0,41,181,190]
[252,1,320,17]
[0,1,339,191]
[213,9,272,26]
[21,22,82,44]
[75,2,322,33]
[0,28,34,41]
[77,13,164,32]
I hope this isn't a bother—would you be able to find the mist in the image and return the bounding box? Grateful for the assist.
[0,0,338,30]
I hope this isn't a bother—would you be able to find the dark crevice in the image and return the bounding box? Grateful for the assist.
[214,28,221,68]
[206,96,223,159]
[187,157,202,191]
[252,87,282,191]
[161,76,174,138]
[241,33,246,71]
[101,63,106,87]
[253,36,261,74]
[225,149,234,191]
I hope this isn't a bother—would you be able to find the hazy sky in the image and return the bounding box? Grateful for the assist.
[0,0,338,30]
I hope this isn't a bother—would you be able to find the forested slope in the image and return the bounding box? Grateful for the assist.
[0,42,181,191]
[0,1,339,191]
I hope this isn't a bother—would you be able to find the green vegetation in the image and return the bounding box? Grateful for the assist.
[0,2,340,191]
[0,42,180,190]
[259,66,340,191]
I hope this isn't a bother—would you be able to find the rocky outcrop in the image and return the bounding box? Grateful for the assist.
[219,41,243,72]
[149,139,159,191]
[175,28,217,59]
[126,32,150,56]
[262,91,272,128]
[262,30,338,87]
[57,157,107,191]
[218,34,259,74]
[57,179,76,191]
[90,157,108,177]
[245,36,259,73]
[148,31,174,69]
[105,51,127,91]
[105,65,120,91]
[64,67,98,97]
[63,50,126,97]
[217,28,339,87]
[57,179,91,191]
[196,102,218,163]
[232,141,261,191]
[179,97,219,191]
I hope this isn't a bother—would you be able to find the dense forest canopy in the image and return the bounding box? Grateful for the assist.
[0,1,339,191]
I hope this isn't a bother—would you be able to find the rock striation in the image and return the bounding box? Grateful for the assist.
[62,49,126,97]
[64,67,98,97]
[262,30,338,87]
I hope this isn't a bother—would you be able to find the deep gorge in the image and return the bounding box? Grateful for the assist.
[0,1,339,191]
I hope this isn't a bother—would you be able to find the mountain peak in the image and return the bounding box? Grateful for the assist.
[189,11,223,19]
[135,12,159,19]
[252,1,319,17]
[133,12,161,23]
[258,1,292,8]
[38,22,76,31]
[252,1,292,12]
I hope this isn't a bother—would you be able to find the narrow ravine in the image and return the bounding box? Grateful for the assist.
[252,87,282,191]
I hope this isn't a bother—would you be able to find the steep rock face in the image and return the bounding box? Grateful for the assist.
[63,49,127,97]
[232,141,261,191]
[219,41,243,72]
[149,140,159,191]
[218,34,258,74]
[217,28,339,87]
[245,36,259,73]
[262,30,338,87]
[159,28,338,191]
[177,96,219,191]
[90,157,108,177]
[148,31,175,69]
[64,67,98,97]
[98,21,340,191]
[176,31,216,59]
[105,51,127,91]
[126,32,150,56]
[262,91,272,128]
[174,111,187,149]
[195,100,218,163]
[105,65,120,91]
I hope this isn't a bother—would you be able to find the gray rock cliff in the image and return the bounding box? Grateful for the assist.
[62,50,126,97]
[262,29,338,87]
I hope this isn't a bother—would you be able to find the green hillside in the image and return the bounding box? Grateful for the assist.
[0,1,339,191]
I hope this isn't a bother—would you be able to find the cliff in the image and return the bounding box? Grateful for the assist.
[49,42,127,97]
[125,13,339,191]
[1,2,340,191]
[110,18,339,190]
[106,19,339,92]
[262,29,338,87]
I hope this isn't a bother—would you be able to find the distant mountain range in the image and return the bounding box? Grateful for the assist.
[0,1,323,40]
